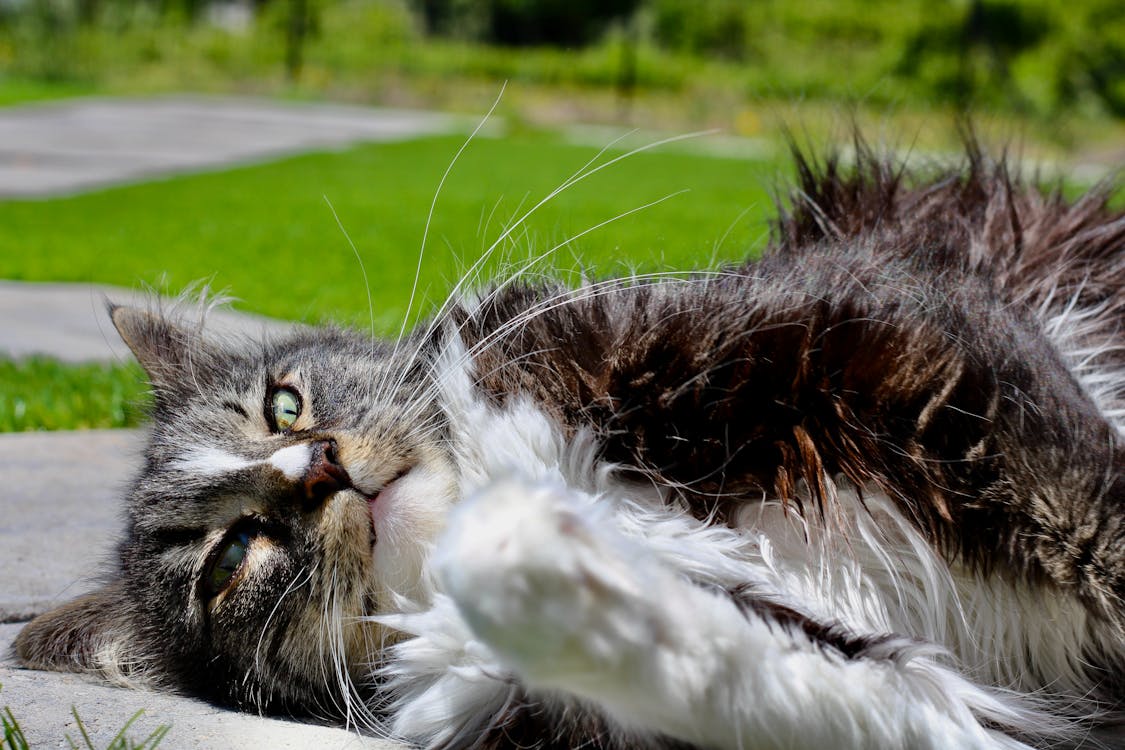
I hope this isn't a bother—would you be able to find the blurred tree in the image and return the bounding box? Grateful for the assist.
[10,0,79,79]
[285,0,316,80]
[411,0,640,46]
[409,0,487,40]
[650,0,750,60]
[897,0,1047,111]
[486,0,639,46]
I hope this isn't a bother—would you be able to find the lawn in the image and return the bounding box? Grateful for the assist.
[0,130,782,430]
[0,132,779,325]
[0,357,145,431]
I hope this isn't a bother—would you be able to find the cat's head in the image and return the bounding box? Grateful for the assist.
[16,303,459,715]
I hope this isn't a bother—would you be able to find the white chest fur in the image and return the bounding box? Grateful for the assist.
[371,336,1097,749]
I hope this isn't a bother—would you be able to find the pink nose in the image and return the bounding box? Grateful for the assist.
[302,439,351,507]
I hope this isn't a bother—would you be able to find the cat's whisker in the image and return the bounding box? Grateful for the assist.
[418,129,710,337]
[710,204,759,267]
[451,275,715,366]
[386,129,715,405]
[401,267,761,417]
[324,196,377,352]
[380,83,507,400]
[325,566,354,728]
[254,564,313,677]
[390,271,760,426]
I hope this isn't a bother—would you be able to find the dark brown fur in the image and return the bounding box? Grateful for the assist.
[461,141,1125,654]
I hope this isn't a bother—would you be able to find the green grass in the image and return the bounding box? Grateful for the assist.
[66,708,169,750]
[0,358,146,431]
[0,131,779,431]
[2,704,28,750]
[0,75,95,107]
[0,132,781,328]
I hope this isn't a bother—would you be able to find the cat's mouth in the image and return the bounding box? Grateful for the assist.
[363,467,412,538]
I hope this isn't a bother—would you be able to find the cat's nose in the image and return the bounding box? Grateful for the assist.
[302,439,351,509]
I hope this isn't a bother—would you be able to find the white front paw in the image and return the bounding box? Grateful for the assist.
[434,477,660,689]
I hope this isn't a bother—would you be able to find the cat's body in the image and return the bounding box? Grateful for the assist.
[15,143,1125,749]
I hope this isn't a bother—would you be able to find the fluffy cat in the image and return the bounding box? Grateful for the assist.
[15,140,1125,749]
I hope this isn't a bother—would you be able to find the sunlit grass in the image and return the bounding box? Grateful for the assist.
[0,132,780,329]
[0,131,778,430]
[0,358,146,431]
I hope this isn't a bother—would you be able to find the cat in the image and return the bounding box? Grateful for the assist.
[14,138,1125,749]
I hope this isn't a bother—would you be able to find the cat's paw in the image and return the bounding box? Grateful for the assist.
[434,477,662,689]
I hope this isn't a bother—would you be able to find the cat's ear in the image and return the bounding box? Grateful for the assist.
[14,582,144,680]
[110,304,217,388]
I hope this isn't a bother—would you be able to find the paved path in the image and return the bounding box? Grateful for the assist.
[0,280,296,362]
[0,96,460,197]
[0,429,136,622]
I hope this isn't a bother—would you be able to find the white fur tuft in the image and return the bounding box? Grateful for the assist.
[267,443,312,480]
[360,330,1096,749]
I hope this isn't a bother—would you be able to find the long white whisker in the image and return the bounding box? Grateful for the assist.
[374,85,507,401]
[384,187,695,404]
[711,203,757,266]
[393,83,508,347]
[254,565,313,675]
[324,195,377,348]
[384,130,721,434]
[397,128,712,380]
[419,128,717,347]
[393,271,756,426]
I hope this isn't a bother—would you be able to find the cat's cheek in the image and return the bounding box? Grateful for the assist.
[318,490,377,559]
[368,478,401,531]
[369,463,459,605]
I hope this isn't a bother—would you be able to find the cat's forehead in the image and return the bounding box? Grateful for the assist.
[157,327,385,400]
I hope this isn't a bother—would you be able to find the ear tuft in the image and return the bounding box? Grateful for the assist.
[14,583,143,683]
[109,304,213,389]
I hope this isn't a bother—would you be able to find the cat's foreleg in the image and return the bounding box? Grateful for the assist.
[434,477,1035,750]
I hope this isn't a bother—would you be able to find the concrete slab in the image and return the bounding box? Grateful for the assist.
[0,280,297,363]
[0,429,139,623]
[0,96,460,197]
[0,626,394,749]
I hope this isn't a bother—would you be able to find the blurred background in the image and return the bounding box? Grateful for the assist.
[0,0,1123,432]
[1,0,1123,146]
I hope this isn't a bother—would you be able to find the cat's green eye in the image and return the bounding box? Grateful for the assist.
[270,387,301,432]
[206,530,251,597]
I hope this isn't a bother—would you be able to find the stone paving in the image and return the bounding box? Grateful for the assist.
[0,96,442,748]
[0,96,460,197]
[0,280,297,362]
